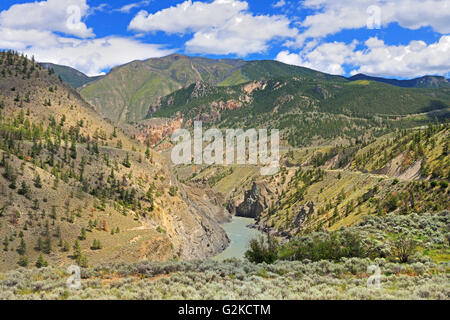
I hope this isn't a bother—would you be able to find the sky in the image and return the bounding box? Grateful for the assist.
[0,0,448,78]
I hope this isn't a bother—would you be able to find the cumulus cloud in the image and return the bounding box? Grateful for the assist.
[0,0,173,76]
[129,0,249,34]
[277,41,357,75]
[23,37,174,76]
[276,36,450,78]
[186,14,296,55]
[0,28,59,50]
[129,0,297,56]
[0,0,94,38]
[290,0,450,47]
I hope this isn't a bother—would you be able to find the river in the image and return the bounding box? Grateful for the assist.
[213,216,264,260]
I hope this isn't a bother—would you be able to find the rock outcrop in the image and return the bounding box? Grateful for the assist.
[170,184,231,259]
[314,84,331,99]
[236,182,271,218]
[294,201,315,229]
[125,117,184,148]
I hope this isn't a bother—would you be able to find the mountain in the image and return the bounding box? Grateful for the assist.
[39,62,103,89]
[349,73,450,88]
[80,54,450,125]
[145,75,449,148]
[0,51,230,271]
[80,54,246,123]
[80,55,348,124]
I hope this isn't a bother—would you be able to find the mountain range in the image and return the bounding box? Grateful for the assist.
[348,73,450,88]
[42,54,450,125]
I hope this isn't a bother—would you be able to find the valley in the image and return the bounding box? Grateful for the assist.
[0,51,448,300]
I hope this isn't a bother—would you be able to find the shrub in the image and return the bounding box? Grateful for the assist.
[285,231,367,262]
[390,236,417,263]
[245,233,278,264]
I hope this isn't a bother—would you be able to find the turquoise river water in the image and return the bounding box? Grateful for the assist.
[213,216,263,260]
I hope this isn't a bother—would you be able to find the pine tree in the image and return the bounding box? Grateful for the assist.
[62,241,70,252]
[35,254,48,268]
[36,237,43,251]
[79,228,86,240]
[70,140,77,159]
[73,240,81,258]
[122,152,131,168]
[17,238,26,255]
[76,254,88,268]
[17,256,28,267]
[50,206,57,220]
[43,237,52,254]
[91,239,102,250]
[18,181,30,197]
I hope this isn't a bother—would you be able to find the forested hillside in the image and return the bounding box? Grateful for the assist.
[0,51,230,272]
[148,77,449,147]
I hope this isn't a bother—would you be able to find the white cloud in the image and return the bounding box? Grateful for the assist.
[0,0,94,38]
[23,36,174,76]
[115,1,152,14]
[0,0,174,76]
[276,41,357,75]
[186,14,296,55]
[129,0,297,56]
[129,0,249,34]
[276,36,450,78]
[272,0,286,8]
[290,0,450,47]
[0,28,59,50]
[351,36,450,77]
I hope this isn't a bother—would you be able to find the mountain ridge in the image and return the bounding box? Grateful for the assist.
[348,73,450,88]
[76,54,450,124]
[39,62,104,89]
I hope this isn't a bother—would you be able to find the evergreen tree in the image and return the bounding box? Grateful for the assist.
[79,228,87,240]
[18,181,30,197]
[36,237,43,251]
[42,237,52,254]
[70,140,77,159]
[17,238,26,255]
[73,240,81,258]
[17,256,28,267]
[122,152,131,168]
[35,254,48,268]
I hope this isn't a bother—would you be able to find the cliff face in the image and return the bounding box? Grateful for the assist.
[236,182,272,219]
[124,118,183,148]
[174,185,231,259]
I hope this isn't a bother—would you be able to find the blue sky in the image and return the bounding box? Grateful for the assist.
[0,0,449,78]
